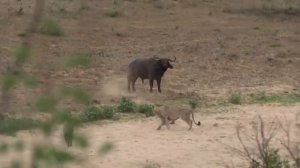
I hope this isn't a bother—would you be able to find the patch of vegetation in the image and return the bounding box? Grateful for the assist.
[40,19,63,36]
[250,91,300,105]
[80,106,97,122]
[98,141,115,156]
[105,9,119,17]
[138,104,154,117]
[0,118,41,135]
[105,0,122,17]
[270,44,282,48]
[15,44,32,61]
[248,148,290,168]
[189,99,199,109]
[80,105,117,122]
[101,106,116,119]
[118,97,136,113]
[228,92,242,105]
[235,115,297,168]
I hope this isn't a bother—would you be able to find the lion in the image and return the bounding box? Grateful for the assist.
[154,106,201,130]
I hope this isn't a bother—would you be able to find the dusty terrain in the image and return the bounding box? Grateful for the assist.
[0,0,299,168]
[0,105,299,168]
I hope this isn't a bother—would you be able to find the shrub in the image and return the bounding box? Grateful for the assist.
[118,97,135,113]
[80,105,116,122]
[236,116,292,168]
[228,92,242,105]
[249,149,290,168]
[80,106,102,122]
[189,100,198,109]
[105,9,119,17]
[138,104,154,117]
[40,19,63,36]
[0,118,41,135]
[101,106,115,119]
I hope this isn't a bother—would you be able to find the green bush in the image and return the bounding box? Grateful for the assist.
[118,97,135,113]
[80,106,102,122]
[0,118,41,135]
[228,92,242,105]
[40,19,63,36]
[189,100,198,109]
[105,9,119,17]
[80,105,116,122]
[249,149,290,168]
[101,106,115,119]
[138,104,154,117]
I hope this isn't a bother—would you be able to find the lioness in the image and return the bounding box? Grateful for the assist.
[154,106,201,130]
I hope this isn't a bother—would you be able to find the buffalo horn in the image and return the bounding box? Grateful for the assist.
[153,55,160,60]
[169,56,176,62]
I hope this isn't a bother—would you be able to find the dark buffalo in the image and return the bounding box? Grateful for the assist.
[127,56,176,92]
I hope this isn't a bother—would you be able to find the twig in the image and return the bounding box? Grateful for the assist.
[236,124,253,161]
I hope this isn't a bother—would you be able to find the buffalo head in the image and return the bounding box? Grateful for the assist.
[154,56,176,69]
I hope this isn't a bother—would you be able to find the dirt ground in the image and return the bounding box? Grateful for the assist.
[0,0,299,167]
[0,105,299,168]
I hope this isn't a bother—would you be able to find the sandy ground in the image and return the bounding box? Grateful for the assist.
[0,104,299,168]
[0,0,299,167]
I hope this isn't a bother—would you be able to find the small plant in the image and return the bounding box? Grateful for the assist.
[270,44,282,48]
[248,148,290,168]
[40,19,63,36]
[98,141,115,156]
[105,9,119,17]
[235,116,293,168]
[101,106,115,119]
[189,99,198,109]
[251,91,300,105]
[118,97,136,113]
[228,92,242,105]
[105,0,121,17]
[138,104,154,117]
[80,105,117,122]
[80,106,103,122]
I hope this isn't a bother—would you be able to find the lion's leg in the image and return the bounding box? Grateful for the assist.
[182,115,193,130]
[157,117,165,130]
[164,116,170,130]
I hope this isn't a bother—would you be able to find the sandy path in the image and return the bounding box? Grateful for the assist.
[78,105,299,168]
[0,105,298,168]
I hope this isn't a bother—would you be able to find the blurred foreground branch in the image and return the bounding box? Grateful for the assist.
[0,0,45,119]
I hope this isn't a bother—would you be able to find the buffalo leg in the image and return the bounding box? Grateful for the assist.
[149,79,154,92]
[127,78,131,91]
[132,77,138,92]
[157,78,162,93]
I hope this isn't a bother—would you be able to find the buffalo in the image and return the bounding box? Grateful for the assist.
[127,56,176,93]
